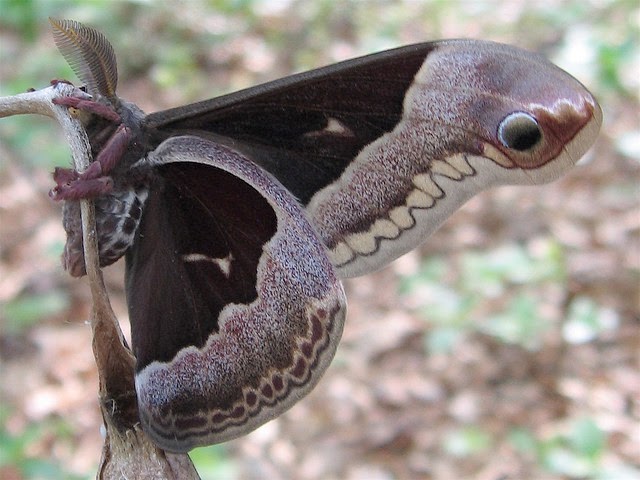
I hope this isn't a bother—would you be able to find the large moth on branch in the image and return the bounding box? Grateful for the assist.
[20,19,603,452]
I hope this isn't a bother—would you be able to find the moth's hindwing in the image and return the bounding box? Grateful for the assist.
[126,136,346,452]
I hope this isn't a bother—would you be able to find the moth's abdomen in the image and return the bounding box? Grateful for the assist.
[62,185,148,276]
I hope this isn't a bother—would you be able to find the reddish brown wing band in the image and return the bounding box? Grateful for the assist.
[127,136,346,451]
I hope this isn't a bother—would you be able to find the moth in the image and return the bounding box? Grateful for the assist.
[46,19,601,452]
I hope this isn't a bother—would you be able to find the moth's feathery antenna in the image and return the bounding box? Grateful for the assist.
[49,18,118,100]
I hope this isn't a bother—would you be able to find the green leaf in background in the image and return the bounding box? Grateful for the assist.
[597,36,639,96]
[563,296,619,344]
[443,426,492,458]
[400,240,571,352]
[0,0,40,40]
[508,427,538,455]
[510,418,616,478]
[568,418,606,460]
[482,294,549,349]
[3,291,69,334]
[543,444,594,477]
[189,443,238,479]
[425,326,464,355]
[0,406,86,480]
[461,240,566,296]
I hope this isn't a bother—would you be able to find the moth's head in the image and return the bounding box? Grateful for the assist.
[426,40,602,184]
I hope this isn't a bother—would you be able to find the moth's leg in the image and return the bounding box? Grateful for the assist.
[51,124,131,200]
[50,90,132,200]
[52,95,121,123]
[82,124,132,178]
[51,171,114,200]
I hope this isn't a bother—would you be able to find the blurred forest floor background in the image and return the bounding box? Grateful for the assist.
[0,1,638,479]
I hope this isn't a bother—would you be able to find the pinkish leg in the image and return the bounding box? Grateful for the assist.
[89,125,131,176]
[50,177,114,201]
[53,167,79,185]
[50,125,132,200]
[52,96,121,123]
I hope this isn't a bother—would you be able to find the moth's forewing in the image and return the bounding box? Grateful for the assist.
[145,41,601,278]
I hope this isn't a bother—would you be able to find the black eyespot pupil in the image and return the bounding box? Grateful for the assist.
[498,112,542,151]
